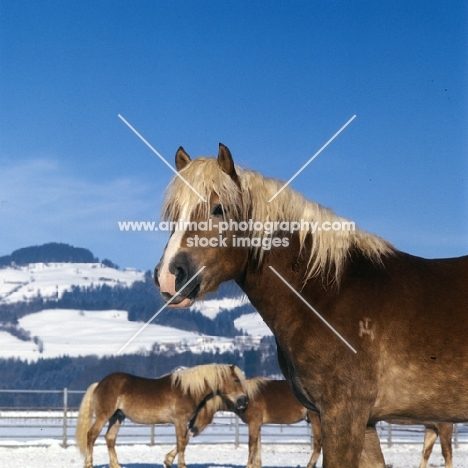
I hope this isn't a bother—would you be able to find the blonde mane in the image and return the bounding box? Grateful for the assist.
[162,157,394,284]
[244,377,268,401]
[171,364,245,400]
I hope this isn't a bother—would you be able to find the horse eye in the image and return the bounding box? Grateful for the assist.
[212,204,224,217]
[234,378,240,383]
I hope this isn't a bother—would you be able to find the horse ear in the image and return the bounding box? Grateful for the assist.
[217,143,238,180]
[175,147,191,171]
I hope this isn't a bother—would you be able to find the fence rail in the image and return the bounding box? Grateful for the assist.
[0,389,467,448]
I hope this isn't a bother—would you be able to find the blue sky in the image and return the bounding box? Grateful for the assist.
[0,1,467,270]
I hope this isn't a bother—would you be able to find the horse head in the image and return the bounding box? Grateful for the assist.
[221,364,249,411]
[154,144,250,307]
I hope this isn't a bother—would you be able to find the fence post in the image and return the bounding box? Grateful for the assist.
[387,422,392,448]
[151,424,155,446]
[62,387,68,448]
[235,415,239,448]
[454,423,459,449]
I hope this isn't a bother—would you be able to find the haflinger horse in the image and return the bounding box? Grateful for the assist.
[187,378,322,468]
[187,379,453,468]
[154,143,468,468]
[75,364,248,468]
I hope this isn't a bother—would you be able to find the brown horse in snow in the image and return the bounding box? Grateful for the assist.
[153,144,468,467]
[188,378,322,468]
[75,364,248,468]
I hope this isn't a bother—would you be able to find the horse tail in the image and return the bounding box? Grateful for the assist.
[75,382,99,456]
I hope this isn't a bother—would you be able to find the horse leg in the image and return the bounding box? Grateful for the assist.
[172,420,190,468]
[306,412,322,468]
[320,405,382,468]
[419,425,438,468]
[438,423,453,468]
[305,413,383,468]
[84,414,109,468]
[105,410,125,468]
[358,424,385,468]
[164,446,178,468]
[246,420,262,468]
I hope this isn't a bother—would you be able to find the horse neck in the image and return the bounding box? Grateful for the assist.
[237,233,339,336]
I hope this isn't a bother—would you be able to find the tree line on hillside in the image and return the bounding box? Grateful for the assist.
[0,242,102,267]
[0,337,280,408]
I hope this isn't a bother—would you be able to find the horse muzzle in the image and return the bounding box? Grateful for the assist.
[235,395,249,412]
[154,252,202,307]
[187,423,200,437]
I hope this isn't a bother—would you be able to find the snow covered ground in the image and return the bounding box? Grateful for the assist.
[0,305,271,361]
[0,442,467,468]
[191,297,251,320]
[234,312,273,337]
[0,308,246,361]
[0,262,144,304]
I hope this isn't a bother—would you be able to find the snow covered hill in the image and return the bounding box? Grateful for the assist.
[234,313,273,337]
[0,259,272,362]
[0,307,271,361]
[0,308,237,361]
[0,262,144,304]
[190,296,251,319]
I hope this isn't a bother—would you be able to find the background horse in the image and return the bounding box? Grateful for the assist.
[419,423,453,468]
[75,364,247,468]
[388,420,453,468]
[188,378,453,468]
[188,378,322,468]
[154,144,468,468]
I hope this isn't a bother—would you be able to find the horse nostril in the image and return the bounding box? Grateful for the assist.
[174,266,188,286]
[167,252,200,295]
[153,267,160,288]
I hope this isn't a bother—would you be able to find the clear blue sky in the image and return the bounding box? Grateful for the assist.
[1,1,467,270]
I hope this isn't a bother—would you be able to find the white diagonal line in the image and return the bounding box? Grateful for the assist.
[268,115,356,202]
[118,114,207,202]
[117,266,206,354]
[268,266,357,353]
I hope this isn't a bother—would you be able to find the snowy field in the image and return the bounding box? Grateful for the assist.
[0,262,144,304]
[1,442,468,468]
[12,308,233,360]
[2,412,467,467]
[0,306,269,361]
[234,312,273,337]
[190,296,251,320]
